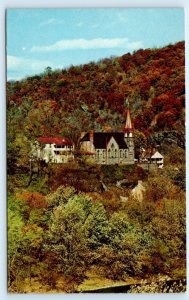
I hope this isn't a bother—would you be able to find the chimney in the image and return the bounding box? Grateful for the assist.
[80,132,86,140]
[152,147,156,155]
[90,131,94,144]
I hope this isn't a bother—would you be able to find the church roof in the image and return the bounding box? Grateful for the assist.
[37,137,73,146]
[80,132,128,149]
[125,109,133,132]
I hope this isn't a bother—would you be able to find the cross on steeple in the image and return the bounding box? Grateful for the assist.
[125,98,130,108]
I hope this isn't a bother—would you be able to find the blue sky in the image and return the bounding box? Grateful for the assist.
[6,8,184,81]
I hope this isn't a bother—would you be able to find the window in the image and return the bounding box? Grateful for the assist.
[55,145,65,149]
[54,151,60,155]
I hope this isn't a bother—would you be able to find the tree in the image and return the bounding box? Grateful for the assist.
[8,209,24,288]
[134,130,147,159]
[145,172,179,202]
[84,201,109,248]
[43,66,53,76]
[8,206,45,292]
[45,197,89,281]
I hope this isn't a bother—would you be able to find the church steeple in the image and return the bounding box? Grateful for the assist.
[124,98,135,164]
[124,99,133,137]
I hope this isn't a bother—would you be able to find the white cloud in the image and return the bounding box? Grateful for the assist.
[39,18,64,27]
[31,38,144,52]
[7,55,52,72]
[127,41,144,50]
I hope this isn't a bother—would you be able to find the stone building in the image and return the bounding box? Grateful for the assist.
[79,107,135,165]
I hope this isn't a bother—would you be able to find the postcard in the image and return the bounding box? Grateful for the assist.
[7,8,186,293]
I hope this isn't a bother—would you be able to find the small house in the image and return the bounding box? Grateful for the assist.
[150,151,164,168]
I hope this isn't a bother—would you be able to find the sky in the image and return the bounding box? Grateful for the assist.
[6,8,184,81]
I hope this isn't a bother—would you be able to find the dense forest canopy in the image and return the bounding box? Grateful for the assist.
[7,41,185,139]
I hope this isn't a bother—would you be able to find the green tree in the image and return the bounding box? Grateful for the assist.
[8,209,24,288]
[134,130,147,159]
[45,198,89,281]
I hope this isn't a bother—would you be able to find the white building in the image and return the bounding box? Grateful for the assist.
[150,151,164,168]
[32,137,74,163]
[138,148,164,168]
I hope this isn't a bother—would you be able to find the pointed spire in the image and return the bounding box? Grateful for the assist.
[125,109,132,131]
[124,99,133,133]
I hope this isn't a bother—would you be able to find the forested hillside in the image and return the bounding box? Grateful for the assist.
[7,41,185,145]
[7,41,186,293]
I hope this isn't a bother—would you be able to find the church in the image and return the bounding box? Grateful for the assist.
[79,107,135,165]
[32,103,165,167]
[32,105,135,165]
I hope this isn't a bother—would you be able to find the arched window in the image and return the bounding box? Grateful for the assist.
[108,149,111,158]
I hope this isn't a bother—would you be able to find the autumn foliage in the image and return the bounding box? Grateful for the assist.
[7,41,185,144]
[7,41,186,293]
[16,192,47,209]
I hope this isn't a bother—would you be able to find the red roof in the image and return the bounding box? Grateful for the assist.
[37,137,73,146]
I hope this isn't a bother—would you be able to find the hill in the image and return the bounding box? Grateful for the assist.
[7,41,185,135]
[7,41,185,173]
[7,41,186,292]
